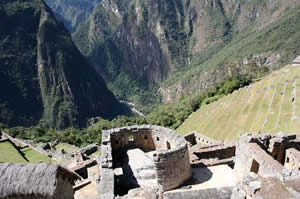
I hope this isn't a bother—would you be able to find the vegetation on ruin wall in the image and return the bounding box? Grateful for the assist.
[1,76,250,147]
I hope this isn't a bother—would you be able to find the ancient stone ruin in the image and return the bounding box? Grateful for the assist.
[1,127,299,199]
[100,125,192,198]
[232,133,300,199]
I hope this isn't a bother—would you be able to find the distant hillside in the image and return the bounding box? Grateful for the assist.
[44,0,100,33]
[177,64,300,140]
[161,5,300,103]
[73,0,300,113]
[0,0,127,129]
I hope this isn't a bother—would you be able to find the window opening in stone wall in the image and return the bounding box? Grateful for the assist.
[129,135,134,143]
[144,135,148,140]
[167,141,171,149]
[287,157,290,163]
[250,159,260,174]
[157,137,160,141]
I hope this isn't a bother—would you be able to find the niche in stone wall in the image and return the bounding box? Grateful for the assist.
[250,159,260,174]
[167,141,171,150]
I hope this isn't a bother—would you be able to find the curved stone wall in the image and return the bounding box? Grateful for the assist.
[99,125,192,198]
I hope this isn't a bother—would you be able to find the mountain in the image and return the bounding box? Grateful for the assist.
[44,0,100,33]
[177,64,300,140]
[73,0,300,112]
[0,0,127,129]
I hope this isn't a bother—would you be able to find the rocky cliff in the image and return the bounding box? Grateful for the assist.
[73,0,300,109]
[44,0,100,33]
[0,0,127,129]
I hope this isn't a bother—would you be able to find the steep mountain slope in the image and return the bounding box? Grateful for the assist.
[161,4,300,103]
[44,0,100,33]
[0,0,126,129]
[177,64,300,140]
[73,0,300,112]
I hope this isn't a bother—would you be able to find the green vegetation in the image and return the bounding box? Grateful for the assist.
[0,141,27,163]
[146,75,251,129]
[55,143,79,154]
[177,65,300,140]
[0,139,52,164]
[0,0,127,129]
[21,147,51,163]
[159,0,189,68]
[163,6,300,88]
[73,0,300,116]
[88,150,101,158]
[44,0,100,33]
[3,126,102,147]
[2,75,250,146]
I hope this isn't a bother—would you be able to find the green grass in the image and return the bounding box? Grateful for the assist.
[0,141,27,163]
[55,143,79,154]
[177,65,300,140]
[88,150,101,158]
[21,147,51,163]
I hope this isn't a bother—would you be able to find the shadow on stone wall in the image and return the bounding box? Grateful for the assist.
[114,149,139,196]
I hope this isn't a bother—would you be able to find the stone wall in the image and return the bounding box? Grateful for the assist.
[153,142,191,190]
[285,148,300,173]
[193,145,235,160]
[234,135,289,181]
[55,174,76,199]
[164,187,232,199]
[99,125,192,198]
[190,144,235,167]
[184,132,222,147]
[100,132,114,199]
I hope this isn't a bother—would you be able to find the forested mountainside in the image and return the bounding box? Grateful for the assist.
[0,0,127,129]
[72,0,300,113]
[44,0,100,33]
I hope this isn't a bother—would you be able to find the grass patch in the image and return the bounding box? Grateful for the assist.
[0,141,27,163]
[21,147,51,163]
[88,150,101,158]
[55,143,79,154]
[177,65,300,140]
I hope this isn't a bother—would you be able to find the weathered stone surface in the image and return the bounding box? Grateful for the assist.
[126,148,156,187]
[99,125,192,198]
[164,187,232,199]
[126,187,163,199]
[232,133,300,199]
[80,144,99,156]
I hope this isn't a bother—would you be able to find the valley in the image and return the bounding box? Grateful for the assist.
[0,0,300,198]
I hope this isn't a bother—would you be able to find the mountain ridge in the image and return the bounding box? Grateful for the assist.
[71,0,300,112]
[0,0,127,129]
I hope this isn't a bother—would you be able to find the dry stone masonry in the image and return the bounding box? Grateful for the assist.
[99,125,192,199]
